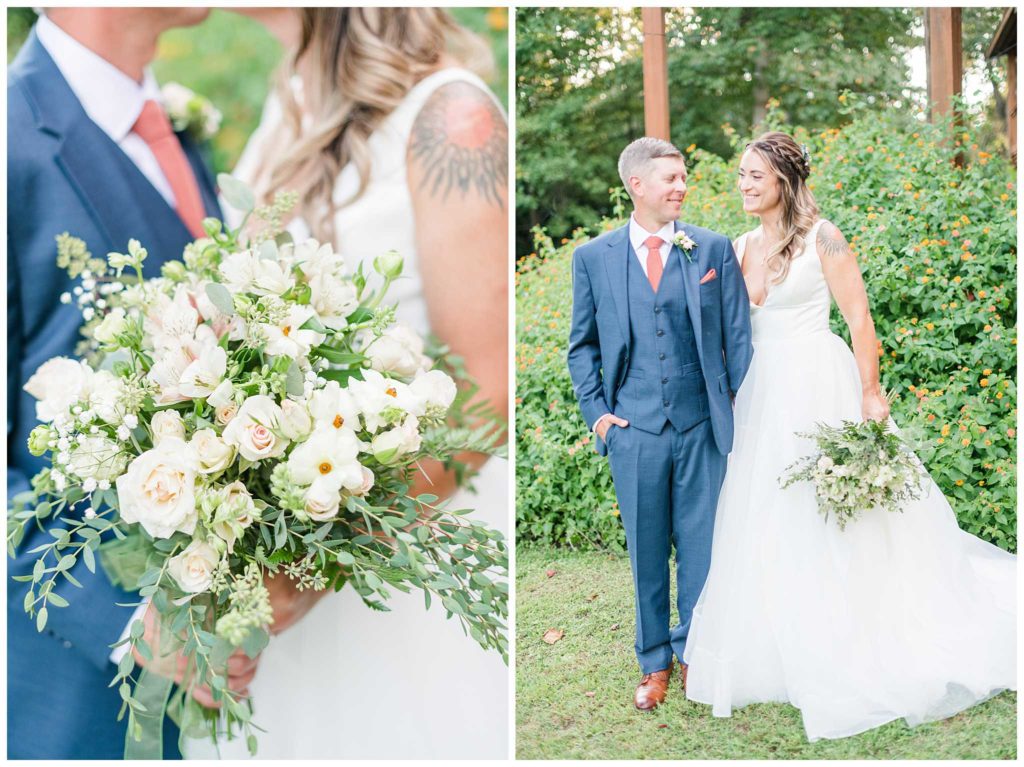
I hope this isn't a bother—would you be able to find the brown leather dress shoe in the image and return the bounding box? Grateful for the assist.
[634,660,674,711]
[679,662,688,691]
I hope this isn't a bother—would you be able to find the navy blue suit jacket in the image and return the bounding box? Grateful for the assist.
[7,30,221,759]
[567,220,753,457]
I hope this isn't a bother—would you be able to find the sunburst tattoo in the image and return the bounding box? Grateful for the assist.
[409,82,508,208]
[816,221,850,259]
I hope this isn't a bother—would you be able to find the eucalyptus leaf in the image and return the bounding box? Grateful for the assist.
[205,282,236,316]
[218,173,255,212]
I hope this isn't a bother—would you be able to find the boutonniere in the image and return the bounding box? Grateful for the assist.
[672,229,697,262]
[161,82,222,141]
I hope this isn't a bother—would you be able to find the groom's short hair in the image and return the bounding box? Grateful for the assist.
[618,137,685,198]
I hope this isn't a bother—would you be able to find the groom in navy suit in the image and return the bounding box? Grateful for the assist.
[568,137,753,710]
[6,9,222,758]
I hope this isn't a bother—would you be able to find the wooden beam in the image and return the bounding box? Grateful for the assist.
[642,8,670,140]
[925,8,963,121]
[1008,50,1017,165]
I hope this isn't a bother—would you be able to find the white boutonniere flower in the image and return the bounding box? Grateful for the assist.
[672,229,697,262]
[161,82,222,141]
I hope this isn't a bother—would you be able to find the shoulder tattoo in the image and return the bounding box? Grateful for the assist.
[409,81,508,208]
[816,221,850,259]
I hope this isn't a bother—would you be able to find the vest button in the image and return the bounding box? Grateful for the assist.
[662,377,669,384]
[656,329,664,337]
[658,353,665,360]
[654,307,661,314]
[663,400,670,407]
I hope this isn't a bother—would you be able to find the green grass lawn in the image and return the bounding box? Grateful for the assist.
[516,547,1017,759]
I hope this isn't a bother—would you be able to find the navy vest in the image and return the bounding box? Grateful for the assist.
[615,245,709,434]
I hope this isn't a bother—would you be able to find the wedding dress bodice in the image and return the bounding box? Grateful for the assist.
[736,219,831,342]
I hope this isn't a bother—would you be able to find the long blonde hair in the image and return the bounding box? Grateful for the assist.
[745,131,819,284]
[252,8,492,243]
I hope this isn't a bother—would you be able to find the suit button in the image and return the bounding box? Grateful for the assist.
[663,400,670,407]
[659,353,665,360]
[62,640,72,649]
[662,377,669,384]
[656,329,664,337]
[654,307,661,314]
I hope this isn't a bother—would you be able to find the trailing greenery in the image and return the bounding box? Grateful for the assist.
[516,97,1016,552]
[515,548,1018,759]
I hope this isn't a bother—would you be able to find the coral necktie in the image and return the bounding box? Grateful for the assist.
[645,235,665,292]
[132,100,206,238]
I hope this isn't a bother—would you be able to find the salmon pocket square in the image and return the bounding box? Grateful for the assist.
[699,268,717,284]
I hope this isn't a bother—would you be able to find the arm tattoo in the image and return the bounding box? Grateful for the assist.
[816,221,850,259]
[409,82,508,208]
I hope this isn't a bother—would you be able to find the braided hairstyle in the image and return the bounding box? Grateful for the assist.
[744,131,819,285]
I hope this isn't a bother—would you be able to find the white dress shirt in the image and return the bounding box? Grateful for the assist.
[628,214,676,278]
[36,15,157,661]
[36,15,177,207]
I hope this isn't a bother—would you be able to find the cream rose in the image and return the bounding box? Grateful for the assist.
[363,323,429,377]
[189,429,235,474]
[221,395,289,462]
[215,403,238,426]
[116,438,199,538]
[303,482,341,522]
[167,540,220,593]
[24,357,92,422]
[279,399,313,441]
[151,409,186,445]
[93,308,128,345]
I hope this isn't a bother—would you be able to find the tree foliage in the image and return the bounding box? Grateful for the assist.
[517,7,921,255]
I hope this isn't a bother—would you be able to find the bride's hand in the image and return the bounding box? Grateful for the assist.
[862,390,890,422]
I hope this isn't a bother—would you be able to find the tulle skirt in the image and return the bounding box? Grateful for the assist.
[683,330,1016,741]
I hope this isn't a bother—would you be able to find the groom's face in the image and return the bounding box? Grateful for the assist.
[632,156,688,224]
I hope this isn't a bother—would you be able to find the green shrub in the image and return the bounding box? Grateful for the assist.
[516,97,1017,552]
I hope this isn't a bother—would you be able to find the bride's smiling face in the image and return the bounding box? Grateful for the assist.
[738,149,781,217]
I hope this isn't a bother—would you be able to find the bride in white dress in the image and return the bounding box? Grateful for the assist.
[187,9,508,758]
[683,132,1016,742]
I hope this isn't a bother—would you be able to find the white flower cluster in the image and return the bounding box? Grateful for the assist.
[25,233,458,596]
[780,419,924,530]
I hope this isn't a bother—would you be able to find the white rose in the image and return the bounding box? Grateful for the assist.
[115,439,199,538]
[151,410,186,445]
[363,323,429,378]
[221,395,289,462]
[24,357,92,422]
[167,540,220,593]
[68,436,126,481]
[215,403,238,426]
[408,369,457,415]
[161,82,194,116]
[303,482,341,522]
[279,400,313,441]
[93,308,128,345]
[189,429,235,474]
[370,417,421,464]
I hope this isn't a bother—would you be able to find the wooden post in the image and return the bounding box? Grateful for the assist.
[1006,50,1017,165]
[642,8,670,140]
[925,8,963,120]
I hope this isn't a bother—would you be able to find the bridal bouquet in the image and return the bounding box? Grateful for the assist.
[8,177,507,757]
[779,417,924,530]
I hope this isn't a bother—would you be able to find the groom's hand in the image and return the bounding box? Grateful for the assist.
[132,602,259,708]
[595,414,629,441]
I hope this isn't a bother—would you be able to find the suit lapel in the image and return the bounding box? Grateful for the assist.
[603,224,631,346]
[674,221,705,366]
[179,132,222,220]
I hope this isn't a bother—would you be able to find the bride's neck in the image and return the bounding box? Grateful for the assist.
[758,208,784,241]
